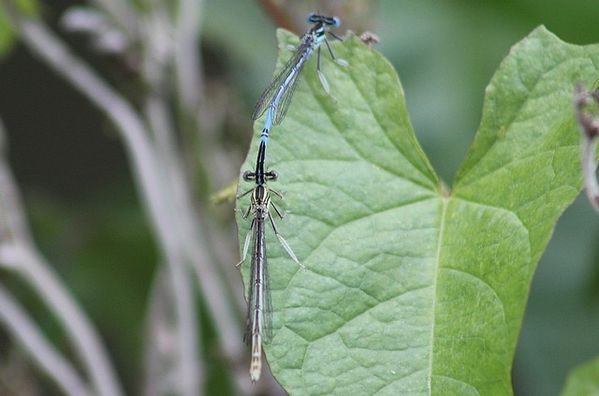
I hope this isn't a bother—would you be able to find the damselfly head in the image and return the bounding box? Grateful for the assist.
[305,12,340,28]
[305,12,319,24]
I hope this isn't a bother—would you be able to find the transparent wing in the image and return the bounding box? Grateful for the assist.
[272,56,308,125]
[244,218,259,344]
[252,37,313,125]
[244,217,271,344]
[239,218,254,264]
[262,244,273,342]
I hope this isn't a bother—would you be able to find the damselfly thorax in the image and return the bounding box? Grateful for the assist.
[251,185,271,219]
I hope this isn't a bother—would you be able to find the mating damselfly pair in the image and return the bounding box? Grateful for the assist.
[237,12,347,382]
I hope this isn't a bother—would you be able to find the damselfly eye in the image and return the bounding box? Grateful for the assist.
[265,170,278,181]
[305,12,319,24]
[243,171,255,181]
[330,16,341,28]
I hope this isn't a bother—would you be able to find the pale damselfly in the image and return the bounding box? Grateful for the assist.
[253,12,347,146]
[237,141,301,382]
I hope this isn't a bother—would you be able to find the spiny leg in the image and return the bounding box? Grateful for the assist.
[316,46,331,95]
[268,213,303,267]
[329,31,344,41]
[270,201,285,220]
[237,188,254,200]
[236,218,255,267]
[269,188,283,199]
[242,204,252,219]
[325,38,348,67]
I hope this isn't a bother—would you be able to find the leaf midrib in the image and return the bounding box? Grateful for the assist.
[428,196,449,394]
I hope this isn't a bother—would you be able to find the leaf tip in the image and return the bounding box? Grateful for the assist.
[526,24,564,45]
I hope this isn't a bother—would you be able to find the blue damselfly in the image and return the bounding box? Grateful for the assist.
[253,12,347,145]
[238,141,301,382]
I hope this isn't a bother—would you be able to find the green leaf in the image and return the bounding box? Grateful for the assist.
[561,355,599,396]
[237,26,597,394]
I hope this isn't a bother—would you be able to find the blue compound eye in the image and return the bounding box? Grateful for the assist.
[306,12,318,23]
[331,16,341,28]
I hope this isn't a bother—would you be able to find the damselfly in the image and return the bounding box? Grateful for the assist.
[237,141,301,382]
[253,12,348,145]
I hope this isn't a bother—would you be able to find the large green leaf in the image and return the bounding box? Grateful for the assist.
[236,27,597,394]
[561,355,599,396]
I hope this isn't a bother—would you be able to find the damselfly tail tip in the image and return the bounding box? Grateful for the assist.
[250,335,263,383]
[249,365,261,383]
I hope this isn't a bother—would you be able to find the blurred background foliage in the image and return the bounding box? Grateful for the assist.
[0,0,599,395]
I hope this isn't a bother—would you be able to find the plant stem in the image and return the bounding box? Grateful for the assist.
[174,0,204,113]
[1,3,251,391]
[0,283,92,396]
[0,118,124,396]
[574,85,599,213]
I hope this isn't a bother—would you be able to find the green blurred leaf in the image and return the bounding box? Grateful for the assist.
[236,26,597,394]
[561,355,599,396]
[0,9,15,57]
[0,0,39,58]
[15,0,39,15]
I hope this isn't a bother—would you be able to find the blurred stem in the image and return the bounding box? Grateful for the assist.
[90,0,138,39]
[143,92,204,395]
[175,0,204,114]
[582,134,599,211]
[0,283,92,396]
[574,85,599,213]
[166,256,201,396]
[0,119,124,396]
[141,2,253,386]
[5,5,204,394]
[1,2,252,391]
[144,265,188,396]
[174,0,204,182]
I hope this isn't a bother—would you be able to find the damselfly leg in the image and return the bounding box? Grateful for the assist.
[237,183,300,266]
